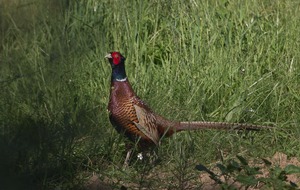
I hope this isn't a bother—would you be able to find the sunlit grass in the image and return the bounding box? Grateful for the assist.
[1,0,299,189]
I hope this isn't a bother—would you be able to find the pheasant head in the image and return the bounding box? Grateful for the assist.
[105,52,127,82]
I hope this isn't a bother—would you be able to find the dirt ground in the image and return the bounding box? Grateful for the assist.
[84,152,300,190]
[199,152,300,190]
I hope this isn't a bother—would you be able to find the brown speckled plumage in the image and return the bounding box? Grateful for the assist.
[105,52,272,149]
[108,80,162,147]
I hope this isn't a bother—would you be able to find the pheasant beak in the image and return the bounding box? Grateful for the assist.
[105,53,112,59]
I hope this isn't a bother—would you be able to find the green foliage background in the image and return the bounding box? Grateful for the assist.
[0,0,299,189]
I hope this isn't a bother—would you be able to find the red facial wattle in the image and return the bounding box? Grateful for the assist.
[111,52,121,65]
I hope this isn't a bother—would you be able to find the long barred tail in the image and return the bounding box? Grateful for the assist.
[175,121,273,132]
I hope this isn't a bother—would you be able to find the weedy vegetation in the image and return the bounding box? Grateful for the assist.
[1,0,300,189]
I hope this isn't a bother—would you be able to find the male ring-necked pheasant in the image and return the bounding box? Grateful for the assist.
[105,52,271,150]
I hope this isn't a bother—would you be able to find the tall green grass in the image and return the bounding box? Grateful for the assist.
[1,0,299,189]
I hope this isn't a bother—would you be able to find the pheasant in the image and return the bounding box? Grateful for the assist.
[105,52,272,154]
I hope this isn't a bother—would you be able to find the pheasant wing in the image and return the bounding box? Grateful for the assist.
[133,105,160,145]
